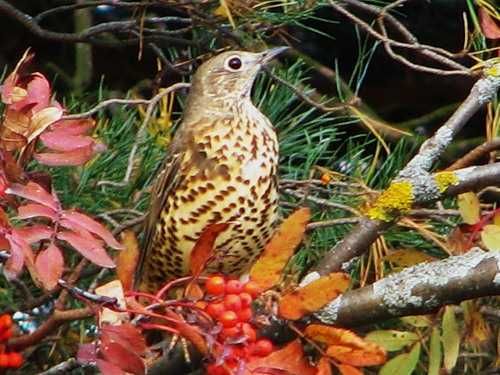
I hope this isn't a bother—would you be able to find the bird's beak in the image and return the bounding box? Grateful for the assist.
[260,46,289,64]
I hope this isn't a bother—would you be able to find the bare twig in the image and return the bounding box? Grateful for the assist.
[37,358,82,375]
[283,188,361,216]
[446,138,500,171]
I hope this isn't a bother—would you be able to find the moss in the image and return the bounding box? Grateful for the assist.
[366,181,414,222]
[434,171,459,193]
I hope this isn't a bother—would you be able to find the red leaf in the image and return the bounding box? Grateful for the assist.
[62,211,122,249]
[34,145,95,166]
[479,8,500,39]
[50,118,94,135]
[15,225,53,244]
[336,364,364,375]
[190,223,230,276]
[246,340,317,375]
[77,342,97,365]
[10,73,50,113]
[57,230,115,268]
[317,357,333,375]
[35,243,63,290]
[101,339,145,375]
[3,234,24,279]
[101,324,146,356]
[17,203,57,220]
[96,359,126,375]
[6,181,58,211]
[40,131,94,152]
[1,50,34,105]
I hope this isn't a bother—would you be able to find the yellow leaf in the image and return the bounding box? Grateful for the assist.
[457,192,480,224]
[467,310,491,344]
[428,326,442,375]
[213,0,236,28]
[365,330,419,352]
[494,212,500,226]
[442,306,460,372]
[250,207,310,290]
[379,343,420,375]
[305,325,386,367]
[116,230,139,291]
[383,249,436,268]
[28,106,63,142]
[400,315,432,328]
[278,273,350,320]
[95,280,127,326]
[481,224,500,251]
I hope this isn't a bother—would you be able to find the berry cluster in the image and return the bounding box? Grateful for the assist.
[0,314,23,369]
[202,277,273,375]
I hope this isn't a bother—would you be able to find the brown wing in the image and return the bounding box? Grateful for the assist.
[134,142,185,289]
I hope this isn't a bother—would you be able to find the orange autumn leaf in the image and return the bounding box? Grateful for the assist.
[245,339,317,375]
[337,364,364,375]
[116,230,139,291]
[250,207,310,290]
[317,356,333,375]
[279,272,350,320]
[189,223,230,276]
[305,325,386,367]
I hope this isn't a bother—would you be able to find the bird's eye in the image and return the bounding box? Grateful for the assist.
[225,56,242,71]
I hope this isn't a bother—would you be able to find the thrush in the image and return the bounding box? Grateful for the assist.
[136,47,288,292]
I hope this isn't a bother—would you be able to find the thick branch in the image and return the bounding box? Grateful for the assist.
[315,249,500,327]
[312,162,500,274]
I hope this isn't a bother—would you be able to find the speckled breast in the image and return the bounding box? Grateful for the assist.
[145,104,279,287]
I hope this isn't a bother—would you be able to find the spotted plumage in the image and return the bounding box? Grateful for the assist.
[135,48,287,292]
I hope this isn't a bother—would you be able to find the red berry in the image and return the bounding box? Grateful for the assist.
[0,315,12,329]
[241,323,257,342]
[224,294,242,312]
[206,364,229,375]
[220,326,240,339]
[219,311,238,328]
[253,339,273,357]
[237,307,252,322]
[0,354,8,368]
[206,276,226,295]
[243,281,261,298]
[206,302,225,319]
[7,353,22,368]
[0,329,12,342]
[225,280,243,294]
[239,292,253,307]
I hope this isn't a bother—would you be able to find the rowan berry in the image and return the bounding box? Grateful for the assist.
[220,326,240,339]
[219,311,238,328]
[0,329,12,341]
[253,339,273,357]
[243,281,261,298]
[0,315,12,329]
[239,292,252,307]
[206,302,225,319]
[205,276,226,295]
[225,280,243,294]
[206,363,228,375]
[241,323,257,342]
[224,294,242,312]
[7,353,22,368]
[237,307,252,322]
[0,354,8,368]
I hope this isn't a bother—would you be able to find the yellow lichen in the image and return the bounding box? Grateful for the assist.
[434,171,459,193]
[366,181,414,221]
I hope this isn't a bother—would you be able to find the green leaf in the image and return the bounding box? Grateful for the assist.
[365,330,419,352]
[428,326,442,375]
[379,343,421,375]
[442,306,460,371]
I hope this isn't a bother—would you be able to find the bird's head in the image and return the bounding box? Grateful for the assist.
[190,47,289,103]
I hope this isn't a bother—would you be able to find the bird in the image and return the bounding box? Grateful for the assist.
[135,47,288,292]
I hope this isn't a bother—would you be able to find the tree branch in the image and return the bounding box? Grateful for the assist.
[315,248,500,327]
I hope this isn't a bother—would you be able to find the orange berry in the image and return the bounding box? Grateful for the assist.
[7,353,22,368]
[206,276,226,295]
[206,302,225,319]
[195,301,208,310]
[239,292,252,307]
[224,294,242,312]
[206,363,229,375]
[237,307,252,322]
[253,339,273,357]
[219,311,238,328]
[225,280,243,294]
[0,354,8,368]
[220,326,240,339]
[241,323,257,342]
[243,281,261,298]
[0,315,12,329]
